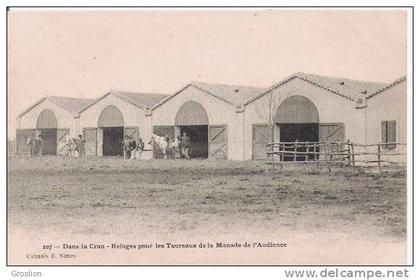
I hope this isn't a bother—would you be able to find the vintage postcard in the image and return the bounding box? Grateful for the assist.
[7,7,411,265]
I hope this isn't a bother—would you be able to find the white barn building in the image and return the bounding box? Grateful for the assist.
[242,72,391,160]
[16,96,93,155]
[78,91,168,156]
[149,73,406,161]
[150,82,265,159]
[15,72,407,162]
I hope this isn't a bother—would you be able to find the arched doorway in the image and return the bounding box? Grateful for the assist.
[98,105,124,156]
[275,95,319,160]
[175,101,209,158]
[36,110,58,155]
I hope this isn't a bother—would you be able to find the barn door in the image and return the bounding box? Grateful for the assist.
[15,129,37,155]
[57,128,70,155]
[319,123,345,142]
[83,128,98,156]
[208,125,227,159]
[252,124,272,160]
[124,126,139,139]
[153,125,174,159]
[319,123,345,159]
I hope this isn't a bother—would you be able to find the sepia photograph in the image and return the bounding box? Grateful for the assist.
[7,7,411,265]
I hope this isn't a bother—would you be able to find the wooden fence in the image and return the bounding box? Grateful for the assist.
[266,141,406,172]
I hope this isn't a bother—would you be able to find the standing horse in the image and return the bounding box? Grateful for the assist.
[65,136,78,157]
[149,134,168,159]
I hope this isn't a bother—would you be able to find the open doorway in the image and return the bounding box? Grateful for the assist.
[40,129,57,155]
[102,127,124,156]
[275,95,320,161]
[278,123,319,161]
[179,125,208,158]
[98,105,125,157]
[36,109,58,155]
[175,101,210,159]
[279,123,319,142]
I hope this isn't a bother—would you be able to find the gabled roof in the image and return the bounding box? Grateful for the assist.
[366,76,407,99]
[153,73,389,110]
[113,91,169,108]
[245,72,388,105]
[47,96,95,114]
[152,82,265,110]
[79,90,169,114]
[18,95,94,118]
[193,82,266,105]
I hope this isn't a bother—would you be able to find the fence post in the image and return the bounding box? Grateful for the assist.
[377,144,382,173]
[350,142,356,173]
[316,143,320,168]
[293,142,297,163]
[279,143,284,162]
[305,141,309,162]
[346,140,351,166]
[327,143,332,173]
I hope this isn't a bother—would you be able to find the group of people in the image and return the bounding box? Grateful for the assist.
[152,132,191,159]
[122,136,145,159]
[66,135,86,158]
[26,132,192,160]
[26,134,44,157]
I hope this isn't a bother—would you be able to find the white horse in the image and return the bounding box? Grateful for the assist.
[65,136,78,157]
[149,134,168,159]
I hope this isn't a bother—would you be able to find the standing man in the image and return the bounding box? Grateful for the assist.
[181,132,191,159]
[34,134,44,157]
[172,136,181,158]
[77,135,86,158]
[122,135,130,159]
[129,137,137,160]
[26,136,35,157]
[135,137,145,159]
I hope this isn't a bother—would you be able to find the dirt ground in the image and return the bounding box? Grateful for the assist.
[7,156,408,265]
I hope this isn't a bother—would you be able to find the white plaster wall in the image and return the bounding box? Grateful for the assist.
[366,81,407,144]
[78,94,146,137]
[243,78,365,160]
[365,81,407,162]
[17,99,77,136]
[151,86,243,159]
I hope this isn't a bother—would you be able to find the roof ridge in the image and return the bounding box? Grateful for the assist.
[152,82,241,111]
[47,95,94,100]
[46,95,95,117]
[18,95,93,119]
[244,74,298,106]
[295,73,356,101]
[191,83,234,105]
[151,84,189,110]
[111,91,146,109]
[111,90,169,96]
[78,91,112,114]
[366,76,407,99]
[244,72,366,106]
[296,72,387,85]
[192,81,265,90]
[17,96,48,118]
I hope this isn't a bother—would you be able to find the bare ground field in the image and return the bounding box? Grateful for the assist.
[7,156,407,265]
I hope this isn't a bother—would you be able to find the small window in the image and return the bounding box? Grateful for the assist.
[381,121,397,149]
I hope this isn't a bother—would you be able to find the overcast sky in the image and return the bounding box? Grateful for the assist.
[8,9,407,138]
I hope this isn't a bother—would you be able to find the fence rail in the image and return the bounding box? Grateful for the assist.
[266,141,406,172]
